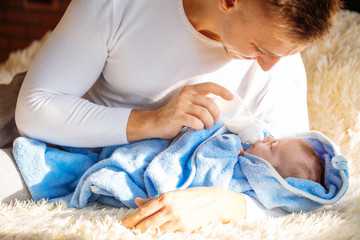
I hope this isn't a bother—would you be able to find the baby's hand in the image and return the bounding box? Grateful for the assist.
[238,145,244,156]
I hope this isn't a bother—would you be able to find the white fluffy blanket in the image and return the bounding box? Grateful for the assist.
[0,10,359,240]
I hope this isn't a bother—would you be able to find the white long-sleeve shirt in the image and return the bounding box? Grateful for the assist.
[15,0,308,218]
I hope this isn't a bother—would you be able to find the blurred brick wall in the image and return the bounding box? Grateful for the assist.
[0,0,71,63]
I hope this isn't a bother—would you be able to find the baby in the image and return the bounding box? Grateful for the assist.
[239,135,323,184]
[218,94,324,185]
[13,120,348,213]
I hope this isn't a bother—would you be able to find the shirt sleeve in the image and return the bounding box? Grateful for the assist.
[244,194,288,220]
[15,0,132,147]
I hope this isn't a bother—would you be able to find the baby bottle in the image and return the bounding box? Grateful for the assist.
[212,93,263,144]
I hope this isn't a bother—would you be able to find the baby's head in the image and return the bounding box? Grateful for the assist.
[245,135,323,183]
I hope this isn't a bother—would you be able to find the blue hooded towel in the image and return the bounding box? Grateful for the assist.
[13,121,349,212]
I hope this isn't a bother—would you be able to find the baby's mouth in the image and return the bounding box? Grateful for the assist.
[244,144,254,153]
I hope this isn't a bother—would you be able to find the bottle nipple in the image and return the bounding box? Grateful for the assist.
[237,123,263,144]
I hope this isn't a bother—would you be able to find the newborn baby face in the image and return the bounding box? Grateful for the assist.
[245,135,309,179]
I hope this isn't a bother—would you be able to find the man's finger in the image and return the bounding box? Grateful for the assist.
[180,114,205,131]
[122,197,163,228]
[158,221,179,233]
[135,208,171,233]
[185,105,214,129]
[194,94,221,121]
[192,82,234,100]
[135,197,153,207]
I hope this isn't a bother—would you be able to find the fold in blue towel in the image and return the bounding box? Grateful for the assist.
[13,121,349,212]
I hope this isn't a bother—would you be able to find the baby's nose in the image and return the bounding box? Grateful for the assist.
[262,135,274,143]
[252,138,266,146]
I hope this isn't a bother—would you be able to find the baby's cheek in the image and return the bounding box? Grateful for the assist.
[244,147,253,154]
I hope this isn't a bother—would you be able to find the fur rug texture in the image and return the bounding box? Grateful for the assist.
[0,10,359,240]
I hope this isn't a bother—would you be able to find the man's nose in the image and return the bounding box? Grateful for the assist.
[256,55,281,71]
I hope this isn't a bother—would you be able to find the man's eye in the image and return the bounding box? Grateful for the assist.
[251,43,264,55]
[256,49,264,55]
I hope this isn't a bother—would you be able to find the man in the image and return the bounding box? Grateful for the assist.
[8,0,342,233]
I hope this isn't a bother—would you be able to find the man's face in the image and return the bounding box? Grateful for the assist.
[245,135,308,179]
[217,0,305,71]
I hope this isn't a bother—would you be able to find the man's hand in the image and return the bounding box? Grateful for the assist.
[122,187,246,233]
[127,82,234,142]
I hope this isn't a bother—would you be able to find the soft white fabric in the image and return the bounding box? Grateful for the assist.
[0,148,31,203]
[14,0,309,219]
[244,195,288,220]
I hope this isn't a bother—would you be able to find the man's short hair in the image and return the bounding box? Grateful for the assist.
[263,0,343,44]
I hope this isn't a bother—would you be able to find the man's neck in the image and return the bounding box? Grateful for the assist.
[182,0,221,41]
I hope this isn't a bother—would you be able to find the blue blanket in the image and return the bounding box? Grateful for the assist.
[13,121,349,212]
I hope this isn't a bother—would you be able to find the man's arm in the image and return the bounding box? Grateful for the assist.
[15,0,129,147]
[123,187,246,232]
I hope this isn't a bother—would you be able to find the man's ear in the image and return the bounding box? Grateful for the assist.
[218,0,238,12]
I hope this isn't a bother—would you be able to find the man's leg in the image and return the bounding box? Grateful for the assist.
[0,148,31,203]
[0,72,25,148]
